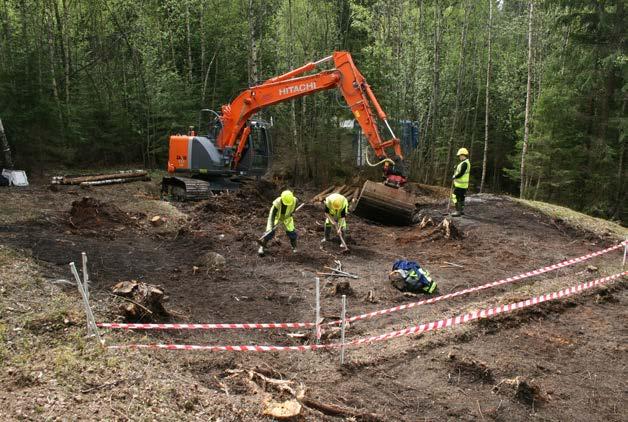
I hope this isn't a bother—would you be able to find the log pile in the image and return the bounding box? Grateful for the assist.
[310,184,361,204]
[111,280,169,321]
[52,170,150,187]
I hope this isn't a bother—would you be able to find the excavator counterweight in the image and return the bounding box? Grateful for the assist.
[163,51,420,224]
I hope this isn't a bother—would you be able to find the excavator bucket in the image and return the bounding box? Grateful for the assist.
[353,180,420,225]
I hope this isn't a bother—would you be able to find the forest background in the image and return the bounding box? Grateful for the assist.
[0,0,625,222]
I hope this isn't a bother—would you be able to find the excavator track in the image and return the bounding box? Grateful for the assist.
[161,176,239,201]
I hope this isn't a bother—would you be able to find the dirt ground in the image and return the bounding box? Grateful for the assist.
[0,176,626,421]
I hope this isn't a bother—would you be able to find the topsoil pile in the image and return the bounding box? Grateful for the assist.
[69,197,133,229]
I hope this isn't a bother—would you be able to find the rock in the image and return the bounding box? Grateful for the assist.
[199,251,226,269]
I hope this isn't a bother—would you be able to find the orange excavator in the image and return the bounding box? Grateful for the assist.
[163,51,419,224]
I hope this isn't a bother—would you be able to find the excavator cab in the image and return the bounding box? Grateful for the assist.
[235,120,272,176]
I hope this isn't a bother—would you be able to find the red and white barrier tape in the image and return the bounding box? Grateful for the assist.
[107,271,626,351]
[98,322,314,330]
[98,241,625,331]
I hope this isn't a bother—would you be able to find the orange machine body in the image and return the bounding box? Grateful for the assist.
[167,135,191,173]
[167,51,404,182]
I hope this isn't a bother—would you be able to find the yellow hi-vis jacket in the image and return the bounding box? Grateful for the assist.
[453,159,470,189]
[266,196,297,232]
[324,195,349,229]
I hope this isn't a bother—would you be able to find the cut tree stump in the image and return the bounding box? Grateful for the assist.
[112,280,169,321]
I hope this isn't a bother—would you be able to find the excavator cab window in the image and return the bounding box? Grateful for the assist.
[235,120,272,175]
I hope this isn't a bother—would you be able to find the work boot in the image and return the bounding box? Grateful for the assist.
[450,202,462,217]
[290,238,298,254]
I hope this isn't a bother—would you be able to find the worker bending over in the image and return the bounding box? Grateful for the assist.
[322,193,349,247]
[258,190,298,256]
[451,147,470,217]
[388,259,438,294]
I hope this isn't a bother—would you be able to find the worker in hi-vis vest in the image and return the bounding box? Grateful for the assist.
[258,190,298,256]
[451,148,470,217]
[322,193,349,246]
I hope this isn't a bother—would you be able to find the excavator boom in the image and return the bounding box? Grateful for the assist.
[164,51,419,224]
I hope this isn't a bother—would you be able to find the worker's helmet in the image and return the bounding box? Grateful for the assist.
[281,190,295,206]
[328,193,345,211]
[456,148,469,157]
[388,270,406,290]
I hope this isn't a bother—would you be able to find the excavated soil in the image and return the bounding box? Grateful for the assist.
[0,179,626,421]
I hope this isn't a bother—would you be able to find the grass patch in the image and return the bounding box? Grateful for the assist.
[515,199,627,241]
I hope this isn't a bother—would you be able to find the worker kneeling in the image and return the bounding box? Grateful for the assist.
[258,190,298,256]
[322,193,349,248]
[389,260,438,294]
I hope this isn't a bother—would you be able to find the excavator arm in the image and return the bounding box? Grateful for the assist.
[215,51,405,183]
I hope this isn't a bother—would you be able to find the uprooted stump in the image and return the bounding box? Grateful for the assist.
[112,280,169,321]
[325,281,354,297]
[397,217,463,244]
[492,376,549,406]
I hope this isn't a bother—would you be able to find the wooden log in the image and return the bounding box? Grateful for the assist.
[79,176,150,186]
[353,180,419,226]
[61,170,148,185]
[311,185,336,202]
[332,184,346,194]
[349,187,360,203]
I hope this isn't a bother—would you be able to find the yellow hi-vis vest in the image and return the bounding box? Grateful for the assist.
[266,197,296,231]
[453,159,470,189]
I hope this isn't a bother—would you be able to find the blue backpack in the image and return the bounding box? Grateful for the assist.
[392,259,421,274]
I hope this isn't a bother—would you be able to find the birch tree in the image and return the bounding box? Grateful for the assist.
[480,0,493,193]
[519,0,534,199]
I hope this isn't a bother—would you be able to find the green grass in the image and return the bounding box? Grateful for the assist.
[515,198,628,241]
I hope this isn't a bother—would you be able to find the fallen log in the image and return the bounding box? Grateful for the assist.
[54,170,148,185]
[311,185,336,202]
[80,176,150,186]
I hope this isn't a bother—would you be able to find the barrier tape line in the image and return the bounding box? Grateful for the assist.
[107,271,626,351]
[98,241,624,331]
[98,322,314,330]
[329,241,626,326]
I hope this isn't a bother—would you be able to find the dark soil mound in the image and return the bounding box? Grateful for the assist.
[69,197,132,229]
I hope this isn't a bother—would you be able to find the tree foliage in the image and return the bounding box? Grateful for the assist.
[0,0,625,221]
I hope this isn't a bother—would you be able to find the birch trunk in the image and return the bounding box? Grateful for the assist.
[186,1,193,84]
[46,7,64,139]
[428,1,441,184]
[519,1,534,199]
[442,1,470,185]
[480,0,493,193]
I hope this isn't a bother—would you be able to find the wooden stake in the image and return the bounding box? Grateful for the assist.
[70,262,103,345]
[315,277,321,344]
[81,252,89,301]
[622,239,627,268]
[340,295,347,365]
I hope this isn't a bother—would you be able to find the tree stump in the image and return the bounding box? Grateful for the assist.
[112,280,169,321]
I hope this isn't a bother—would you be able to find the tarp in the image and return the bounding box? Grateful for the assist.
[1,169,29,186]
